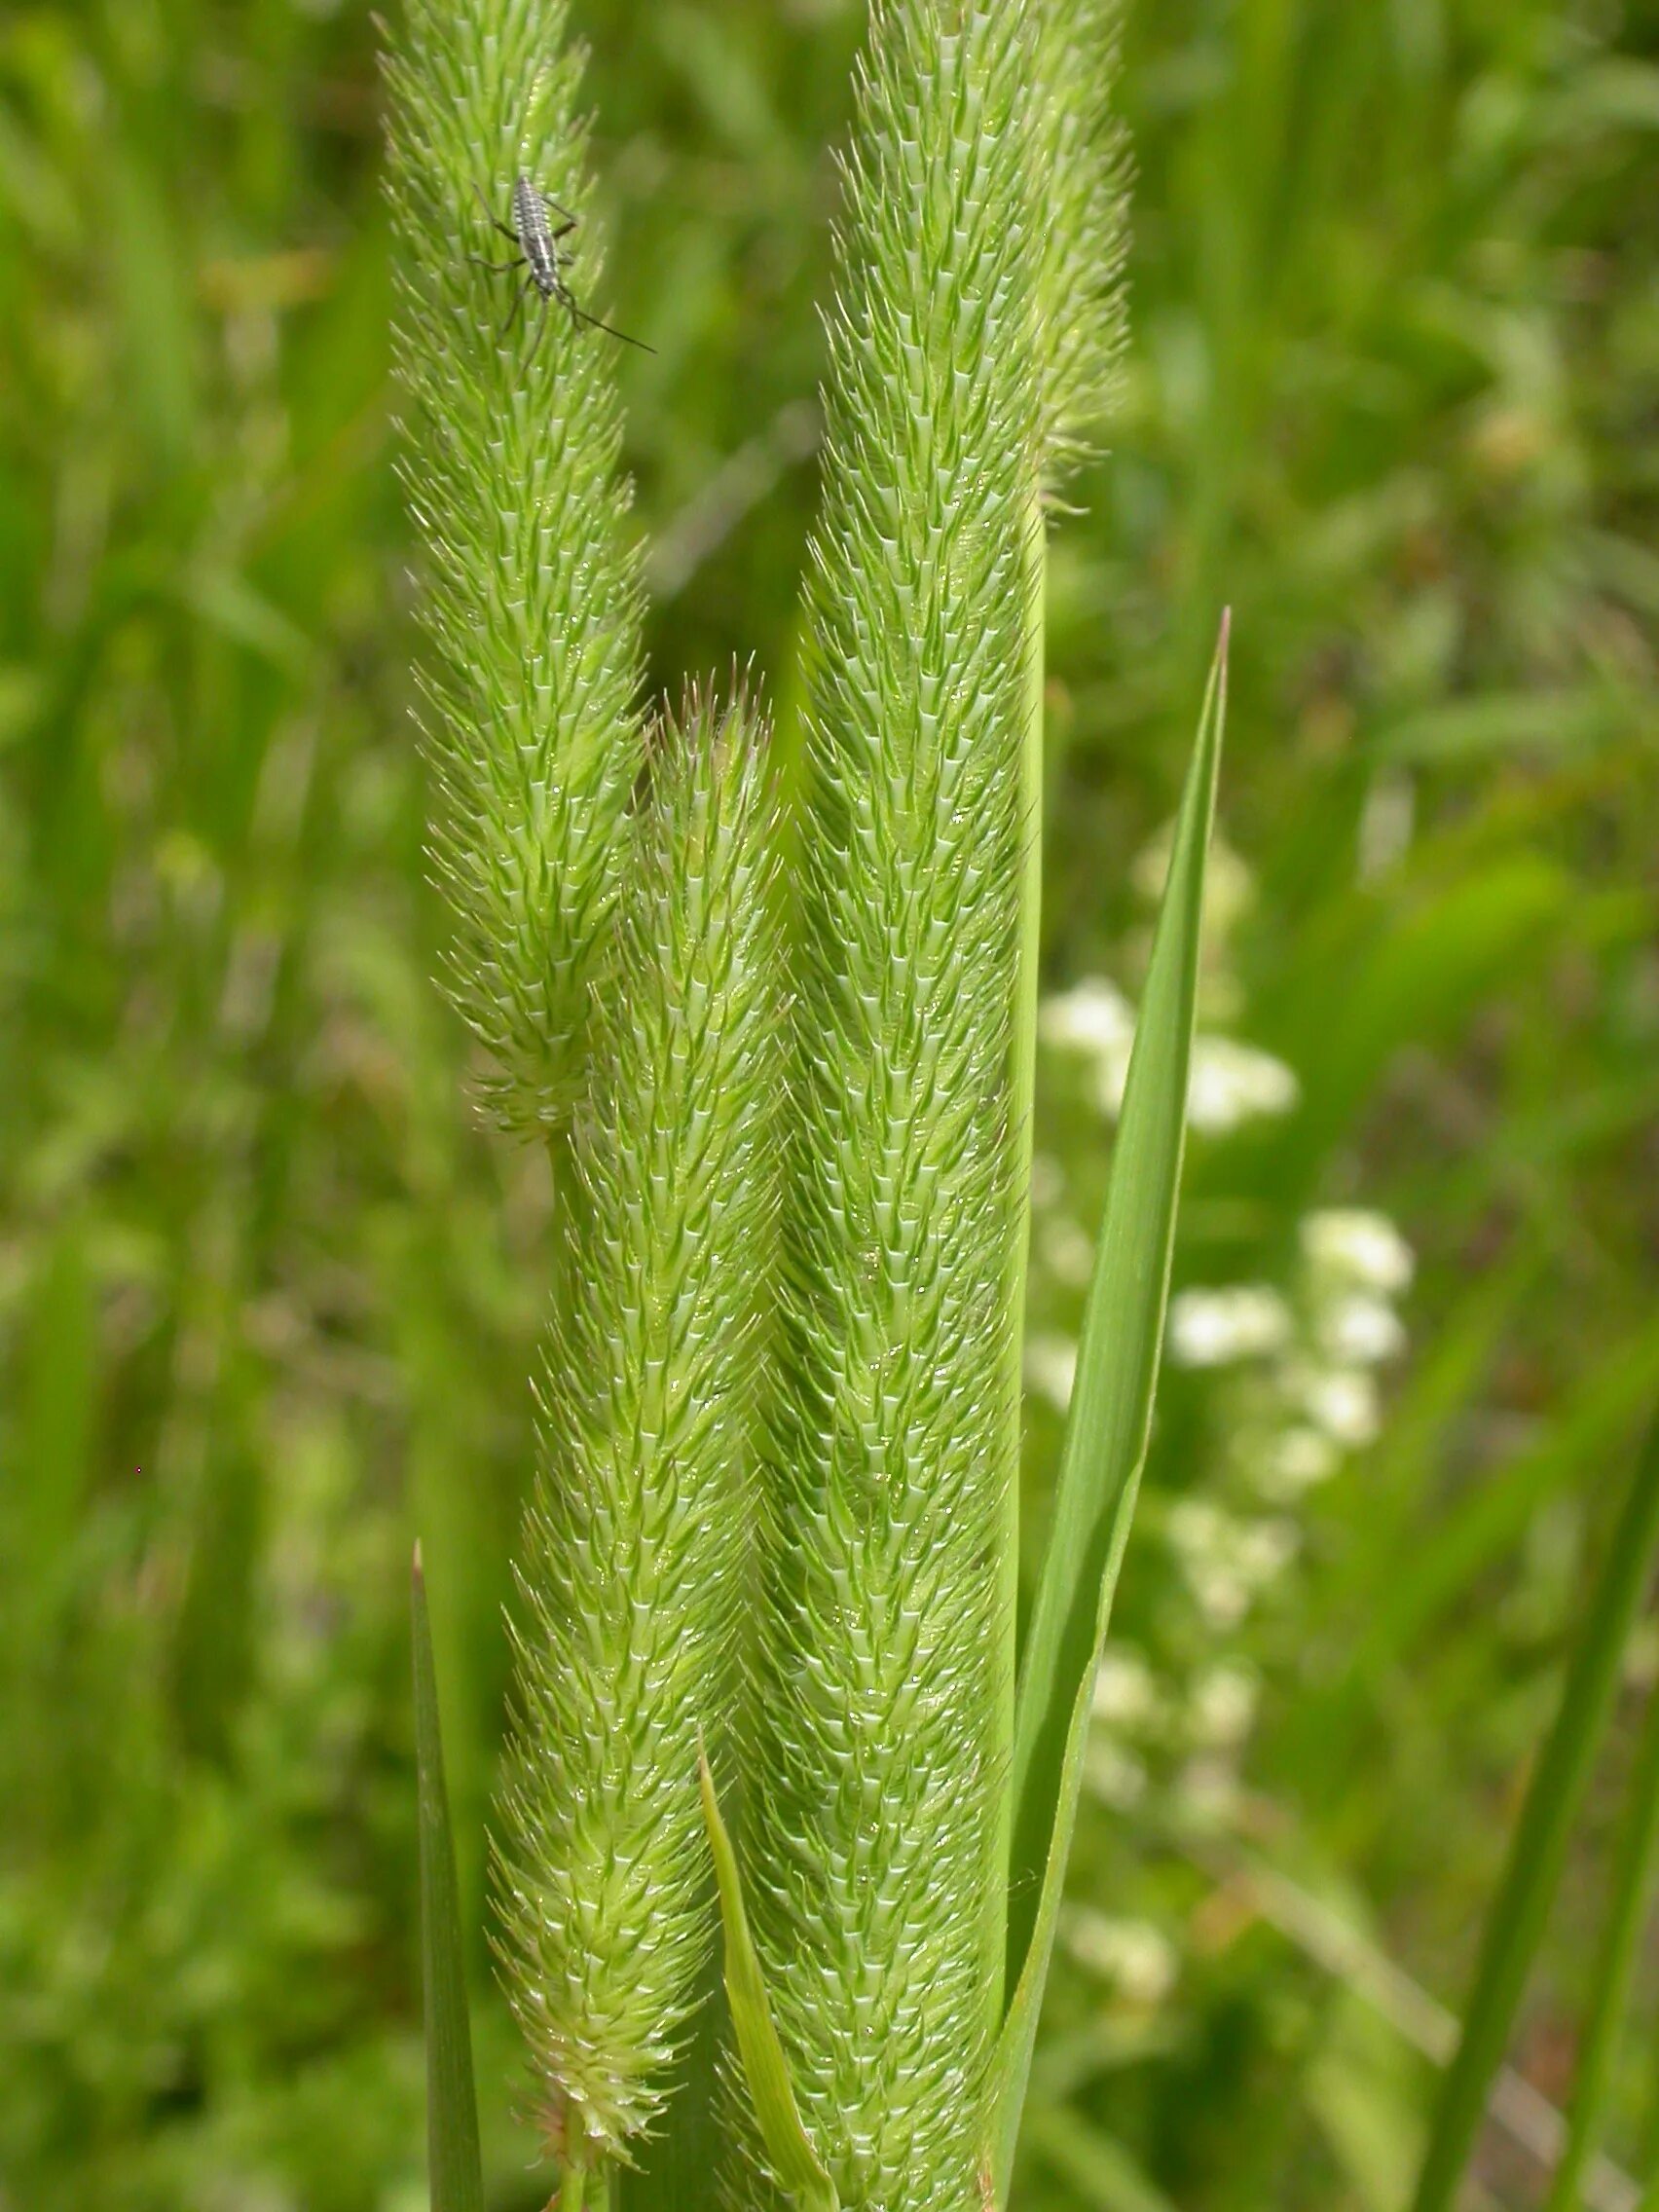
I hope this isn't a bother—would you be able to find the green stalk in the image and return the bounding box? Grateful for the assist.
[566,2165,613,2212]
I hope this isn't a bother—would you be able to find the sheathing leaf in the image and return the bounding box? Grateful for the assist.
[699,1755,838,2212]
[493,695,782,2160]
[385,0,645,1132]
[741,5,1041,2205]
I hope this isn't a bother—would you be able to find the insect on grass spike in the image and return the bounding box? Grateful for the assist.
[471,175,656,353]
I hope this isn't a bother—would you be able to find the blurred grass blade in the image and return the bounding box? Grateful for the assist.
[412,1543,484,2212]
[993,616,1228,2196]
[697,1751,837,2212]
[1411,1408,1659,2212]
[1020,2103,1182,2212]
[1543,1662,1659,2212]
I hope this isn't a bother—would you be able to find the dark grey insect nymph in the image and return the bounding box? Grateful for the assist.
[469,173,654,354]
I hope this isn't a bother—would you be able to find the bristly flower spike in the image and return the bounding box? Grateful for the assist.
[494,686,782,2165]
[385,0,646,1134]
[1032,0,1132,494]
[741,3,1042,2204]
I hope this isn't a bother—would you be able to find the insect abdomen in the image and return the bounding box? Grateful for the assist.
[511,173,559,293]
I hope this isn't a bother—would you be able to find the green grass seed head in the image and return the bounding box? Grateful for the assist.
[493,687,781,2162]
[741,3,1041,2202]
[1032,0,1131,491]
[385,0,646,1134]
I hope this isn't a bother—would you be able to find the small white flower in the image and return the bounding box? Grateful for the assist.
[1168,1499,1298,1625]
[1189,1662,1259,1749]
[1030,1152,1066,1210]
[1173,1756,1244,1828]
[1168,1284,1294,1367]
[1167,1496,1229,1559]
[1132,825,1255,945]
[1038,1215,1094,1289]
[1090,1048,1133,1121]
[1186,1037,1300,1133]
[1060,1908,1178,2005]
[1297,1365,1381,1448]
[1039,976,1136,1056]
[1251,1423,1340,1501]
[1024,1331,1078,1413]
[1093,1647,1159,1728]
[1040,977,1137,1120]
[1189,1566,1251,1628]
[1318,1292,1407,1367]
[1084,1735,1148,1811]
[1301,1208,1415,1295]
[1236,1518,1301,1584]
[1358,769,1416,880]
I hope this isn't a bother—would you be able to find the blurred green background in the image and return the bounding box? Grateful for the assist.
[1,0,1656,2206]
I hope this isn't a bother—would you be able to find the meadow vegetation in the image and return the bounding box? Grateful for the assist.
[1,0,1657,2207]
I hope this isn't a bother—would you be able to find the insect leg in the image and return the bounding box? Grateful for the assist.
[467,252,523,276]
[471,182,521,247]
[540,194,580,229]
[498,276,531,343]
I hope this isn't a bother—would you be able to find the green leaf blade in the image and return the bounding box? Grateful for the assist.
[993,616,1228,2194]
[412,1543,484,2212]
[1543,1657,1659,2212]
[697,1752,837,2212]
[1411,1407,1659,2212]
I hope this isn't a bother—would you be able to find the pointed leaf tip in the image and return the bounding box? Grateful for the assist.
[992,629,1228,2199]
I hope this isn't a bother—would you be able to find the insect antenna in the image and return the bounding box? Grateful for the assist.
[560,288,656,354]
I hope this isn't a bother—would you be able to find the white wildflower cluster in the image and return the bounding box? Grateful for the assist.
[1167,1285,1293,1368]
[1166,1499,1301,1632]
[1038,976,1136,1117]
[1039,824,1301,1133]
[1028,841,1416,2011]
[1165,1204,1413,1592]
[1058,1907,1178,2007]
[1062,1197,1410,1860]
[1024,1328,1080,1415]
[1038,975,1301,1133]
